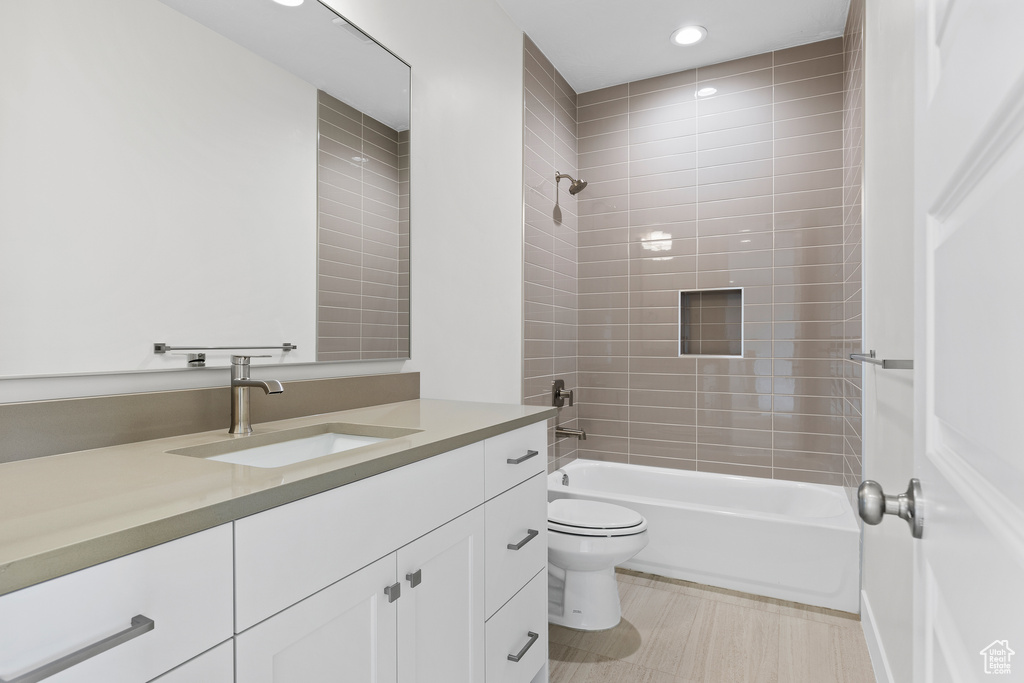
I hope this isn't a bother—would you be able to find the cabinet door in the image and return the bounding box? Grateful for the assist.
[235,554,397,683]
[397,508,485,683]
[148,641,233,683]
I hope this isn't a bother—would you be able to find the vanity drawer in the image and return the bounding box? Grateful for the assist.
[485,472,547,618]
[234,442,485,631]
[0,525,233,683]
[485,569,548,683]
[484,422,547,499]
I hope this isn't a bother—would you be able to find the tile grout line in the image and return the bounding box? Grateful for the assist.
[771,48,777,479]
[694,70,701,467]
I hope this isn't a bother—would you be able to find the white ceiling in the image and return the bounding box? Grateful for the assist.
[496,0,852,94]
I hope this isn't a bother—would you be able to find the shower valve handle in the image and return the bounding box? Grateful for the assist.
[552,379,574,407]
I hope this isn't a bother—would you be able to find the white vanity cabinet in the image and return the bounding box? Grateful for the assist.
[0,418,550,683]
[482,422,549,683]
[233,442,488,683]
[0,525,233,683]
[235,507,486,683]
[234,421,549,683]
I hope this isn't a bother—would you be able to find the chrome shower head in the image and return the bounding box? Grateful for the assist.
[555,172,588,196]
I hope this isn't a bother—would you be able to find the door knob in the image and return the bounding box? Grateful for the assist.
[858,478,924,539]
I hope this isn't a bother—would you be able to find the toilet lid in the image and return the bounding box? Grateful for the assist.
[548,499,645,535]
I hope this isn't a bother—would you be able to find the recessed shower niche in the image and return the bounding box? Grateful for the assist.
[679,288,743,357]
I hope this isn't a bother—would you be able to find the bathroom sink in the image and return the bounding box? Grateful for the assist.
[169,423,422,468]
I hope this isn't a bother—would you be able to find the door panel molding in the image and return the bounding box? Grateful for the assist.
[929,72,1024,221]
[929,423,1024,568]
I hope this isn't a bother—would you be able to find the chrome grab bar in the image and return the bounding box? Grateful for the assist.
[0,615,154,683]
[850,350,913,370]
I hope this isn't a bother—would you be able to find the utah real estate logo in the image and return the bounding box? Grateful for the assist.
[980,640,1014,675]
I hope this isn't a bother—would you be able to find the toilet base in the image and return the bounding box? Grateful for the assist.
[547,565,622,631]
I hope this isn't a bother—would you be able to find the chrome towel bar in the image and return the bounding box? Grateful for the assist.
[850,350,913,370]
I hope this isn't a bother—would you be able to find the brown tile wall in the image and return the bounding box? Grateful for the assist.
[522,37,581,470]
[317,91,410,361]
[573,39,860,485]
[843,1,865,487]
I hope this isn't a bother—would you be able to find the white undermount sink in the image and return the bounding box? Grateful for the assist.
[169,423,422,468]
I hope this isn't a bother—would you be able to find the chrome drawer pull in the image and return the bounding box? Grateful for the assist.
[507,529,539,551]
[406,569,422,588]
[507,631,539,662]
[507,450,539,465]
[1,615,154,683]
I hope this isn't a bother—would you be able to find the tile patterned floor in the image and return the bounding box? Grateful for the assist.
[549,570,875,683]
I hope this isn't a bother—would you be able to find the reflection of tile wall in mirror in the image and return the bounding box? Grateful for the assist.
[317,91,409,361]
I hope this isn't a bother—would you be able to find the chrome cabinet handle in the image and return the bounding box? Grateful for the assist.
[507,450,539,465]
[406,569,422,588]
[0,615,154,683]
[507,631,539,662]
[384,582,401,603]
[507,529,539,551]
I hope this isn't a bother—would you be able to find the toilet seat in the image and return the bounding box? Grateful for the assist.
[548,499,648,537]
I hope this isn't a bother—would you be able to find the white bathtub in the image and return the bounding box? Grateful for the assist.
[549,460,861,613]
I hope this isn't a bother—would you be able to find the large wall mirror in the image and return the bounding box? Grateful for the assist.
[0,0,410,378]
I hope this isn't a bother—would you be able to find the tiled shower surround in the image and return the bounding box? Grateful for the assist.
[317,91,410,362]
[842,0,866,487]
[524,37,863,486]
[523,37,581,470]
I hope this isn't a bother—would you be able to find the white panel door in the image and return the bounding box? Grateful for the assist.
[397,508,485,683]
[235,554,397,683]
[914,0,1024,680]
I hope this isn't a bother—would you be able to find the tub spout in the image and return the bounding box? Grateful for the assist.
[555,426,587,440]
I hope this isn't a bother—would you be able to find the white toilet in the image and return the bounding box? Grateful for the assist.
[547,498,649,631]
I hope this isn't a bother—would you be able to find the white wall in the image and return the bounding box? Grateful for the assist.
[0,0,525,405]
[860,0,915,681]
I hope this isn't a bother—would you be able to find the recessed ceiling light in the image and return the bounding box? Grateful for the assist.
[697,87,717,97]
[671,25,707,46]
[272,0,304,6]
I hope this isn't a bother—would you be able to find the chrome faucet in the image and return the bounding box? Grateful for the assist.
[229,354,283,435]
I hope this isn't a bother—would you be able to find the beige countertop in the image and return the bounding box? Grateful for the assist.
[0,399,555,596]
